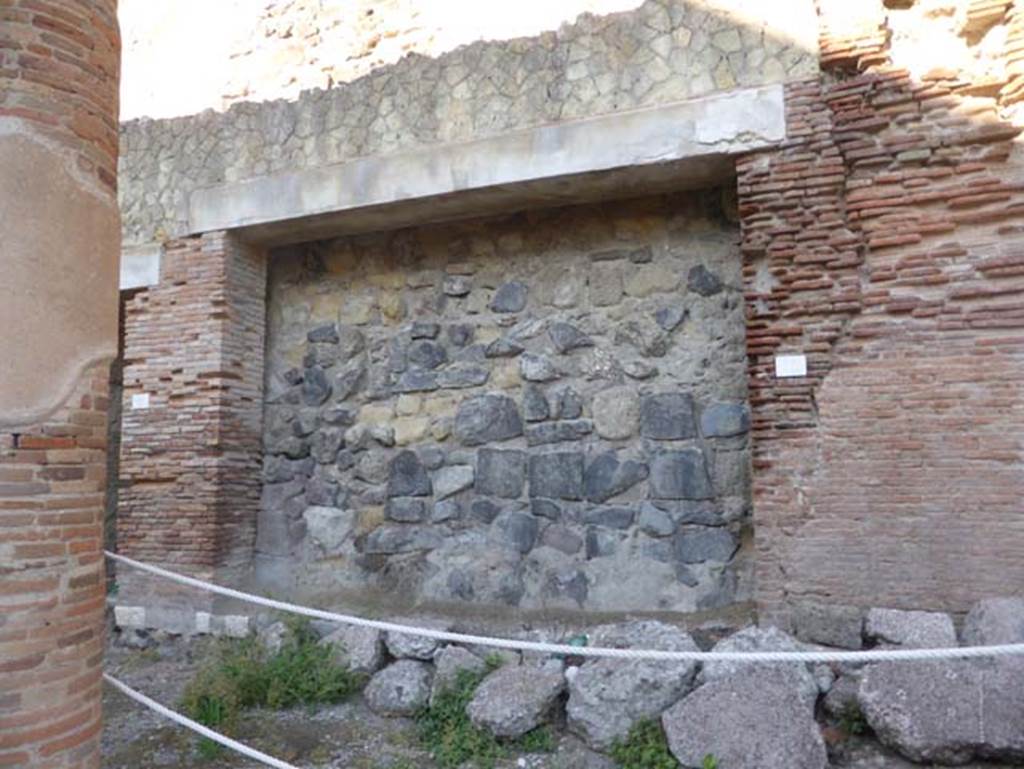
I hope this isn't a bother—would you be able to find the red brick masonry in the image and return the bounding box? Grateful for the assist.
[118,233,266,588]
[0,366,111,769]
[738,2,1024,623]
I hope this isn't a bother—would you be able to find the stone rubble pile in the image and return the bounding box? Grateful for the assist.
[251,597,1024,768]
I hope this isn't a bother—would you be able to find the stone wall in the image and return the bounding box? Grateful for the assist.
[737,0,1024,625]
[258,190,751,615]
[118,0,818,244]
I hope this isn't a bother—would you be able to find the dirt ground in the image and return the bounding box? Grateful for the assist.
[101,633,613,769]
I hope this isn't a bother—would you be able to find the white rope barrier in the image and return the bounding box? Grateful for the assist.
[103,673,300,769]
[107,550,1024,663]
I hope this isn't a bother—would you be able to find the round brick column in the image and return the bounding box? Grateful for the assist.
[0,2,120,767]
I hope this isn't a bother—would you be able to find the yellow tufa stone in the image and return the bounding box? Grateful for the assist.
[379,291,406,323]
[393,417,429,446]
[422,394,458,417]
[356,506,385,536]
[491,359,521,389]
[360,402,395,423]
[338,293,376,325]
[396,394,422,416]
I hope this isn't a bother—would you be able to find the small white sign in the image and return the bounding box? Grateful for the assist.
[775,354,807,378]
[131,393,151,410]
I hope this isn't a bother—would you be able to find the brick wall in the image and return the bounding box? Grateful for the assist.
[738,0,1024,624]
[117,232,266,614]
[0,365,110,768]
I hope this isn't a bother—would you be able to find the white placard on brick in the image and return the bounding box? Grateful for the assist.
[775,354,807,378]
[131,393,150,410]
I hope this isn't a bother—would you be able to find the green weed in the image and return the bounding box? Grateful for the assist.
[839,701,868,736]
[514,725,554,754]
[609,719,680,769]
[414,656,553,768]
[415,667,504,769]
[181,618,362,759]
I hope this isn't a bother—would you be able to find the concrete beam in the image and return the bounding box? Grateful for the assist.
[120,243,162,289]
[188,84,786,245]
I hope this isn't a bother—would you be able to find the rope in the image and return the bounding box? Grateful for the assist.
[107,550,1024,663]
[103,673,300,769]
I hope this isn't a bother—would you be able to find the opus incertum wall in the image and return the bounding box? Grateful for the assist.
[258,191,751,614]
[1,1,120,766]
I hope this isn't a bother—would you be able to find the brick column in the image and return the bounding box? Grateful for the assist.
[0,2,120,767]
[116,232,266,631]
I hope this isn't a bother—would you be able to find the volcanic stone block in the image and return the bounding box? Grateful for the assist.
[640,393,696,440]
[530,498,561,520]
[432,464,474,499]
[301,365,332,406]
[468,665,566,738]
[407,340,447,369]
[387,450,432,497]
[654,305,686,331]
[583,451,648,502]
[307,323,339,343]
[476,449,527,499]
[673,527,738,563]
[700,402,750,438]
[437,365,489,388]
[447,323,475,346]
[541,525,583,555]
[394,369,438,393]
[649,449,712,499]
[555,387,584,419]
[520,353,560,382]
[525,419,592,447]
[410,321,440,339]
[583,506,635,529]
[528,451,584,500]
[522,385,549,422]
[548,321,593,353]
[454,394,523,446]
[490,281,529,312]
[497,511,540,554]
[386,497,429,522]
[568,621,700,749]
[687,264,724,296]
[585,528,621,558]
[485,337,524,358]
[362,525,442,554]
[471,498,502,524]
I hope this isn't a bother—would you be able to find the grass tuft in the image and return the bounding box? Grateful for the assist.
[181,617,363,758]
[414,657,554,768]
[609,719,680,769]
